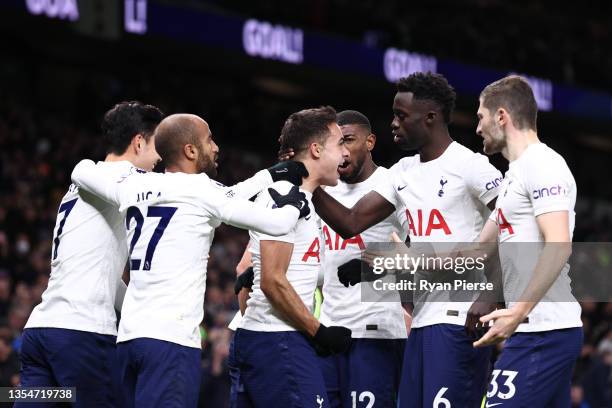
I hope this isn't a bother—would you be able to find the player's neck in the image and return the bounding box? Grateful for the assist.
[300,176,319,193]
[165,163,196,174]
[504,129,539,162]
[419,131,453,162]
[347,158,377,184]
[299,159,323,192]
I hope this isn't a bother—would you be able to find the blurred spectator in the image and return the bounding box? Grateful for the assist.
[0,336,19,387]
[572,384,592,408]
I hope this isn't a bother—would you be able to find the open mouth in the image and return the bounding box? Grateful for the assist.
[337,161,351,175]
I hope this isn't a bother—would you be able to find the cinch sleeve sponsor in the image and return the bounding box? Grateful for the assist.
[522,157,573,217]
[466,154,503,205]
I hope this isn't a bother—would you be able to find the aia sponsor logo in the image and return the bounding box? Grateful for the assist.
[496,208,514,235]
[406,209,451,236]
[302,226,366,262]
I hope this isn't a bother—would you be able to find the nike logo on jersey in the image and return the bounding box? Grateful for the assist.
[485,403,502,407]
[305,215,311,220]
[397,185,407,191]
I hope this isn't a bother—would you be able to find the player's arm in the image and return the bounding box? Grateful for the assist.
[213,186,308,236]
[312,188,395,238]
[235,245,253,315]
[260,239,352,353]
[465,221,504,339]
[512,211,572,315]
[71,159,122,206]
[259,240,319,336]
[115,263,129,312]
[223,161,309,199]
[474,211,571,347]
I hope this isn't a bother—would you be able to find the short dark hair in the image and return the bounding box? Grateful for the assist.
[101,101,164,155]
[480,75,537,131]
[396,72,456,124]
[279,106,337,154]
[337,110,371,133]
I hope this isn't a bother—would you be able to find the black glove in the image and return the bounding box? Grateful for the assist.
[337,259,386,287]
[234,267,254,295]
[311,324,352,356]
[267,161,309,186]
[268,185,310,219]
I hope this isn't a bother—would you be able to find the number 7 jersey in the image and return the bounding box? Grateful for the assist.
[25,161,134,335]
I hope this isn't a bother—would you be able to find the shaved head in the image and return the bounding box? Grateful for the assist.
[154,114,219,176]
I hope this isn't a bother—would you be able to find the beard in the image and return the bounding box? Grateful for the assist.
[192,139,218,177]
[483,126,506,155]
[199,155,217,178]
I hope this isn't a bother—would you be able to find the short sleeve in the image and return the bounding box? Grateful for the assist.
[522,156,574,217]
[465,154,503,206]
[372,162,401,208]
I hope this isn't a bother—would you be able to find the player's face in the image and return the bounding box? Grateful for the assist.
[337,124,369,183]
[138,134,161,171]
[319,123,349,187]
[196,124,219,177]
[391,92,429,151]
[476,100,506,155]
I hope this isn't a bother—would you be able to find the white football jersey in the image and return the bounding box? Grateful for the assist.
[374,141,502,328]
[240,181,322,332]
[70,160,297,348]
[492,143,581,332]
[25,161,134,335]
[319,167,408,339]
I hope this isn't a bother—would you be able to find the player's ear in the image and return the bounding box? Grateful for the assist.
[184,144,196,160]
[497,108,507,127]
[309,142,322,159]
[425,111,436,125]
[366,133,376,152]
[132,134,144,154]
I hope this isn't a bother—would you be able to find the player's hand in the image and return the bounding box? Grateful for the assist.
[268,185,310,218]
[234,267,255,295]
[277,147,295,161]
[312,324,352,355]
[267,160,308,185]
[337,259,386,287]
[472,308,525,347]
[465,300,497,340]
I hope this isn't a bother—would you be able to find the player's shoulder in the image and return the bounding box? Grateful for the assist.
[516,143,571,175]
[102,160,144,176]
[447,141,486,163]
[448,142,498,173]
[390,155,419,173]
[361,166,392,187]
